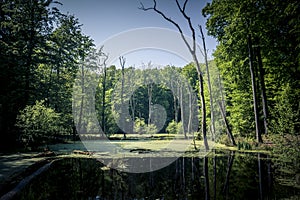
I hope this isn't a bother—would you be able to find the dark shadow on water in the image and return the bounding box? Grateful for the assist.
[10,151,300,200]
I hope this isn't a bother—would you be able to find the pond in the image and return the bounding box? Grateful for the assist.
[16,151,299,200]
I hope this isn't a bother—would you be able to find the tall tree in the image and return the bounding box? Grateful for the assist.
[199,25,216,141]
[248,35,263,143]
[0,0,60,146]
[0,0,94,147]
[140,0,209,150]
[203,0,300,137]
[100,49,108,135]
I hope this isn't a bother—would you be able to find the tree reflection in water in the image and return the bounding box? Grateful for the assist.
[18,151,299,200]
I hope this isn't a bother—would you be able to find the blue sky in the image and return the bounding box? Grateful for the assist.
[58,0,217,68]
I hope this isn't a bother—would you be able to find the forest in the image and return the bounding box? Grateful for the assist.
[0,0,299,198]
[0,0,299,150]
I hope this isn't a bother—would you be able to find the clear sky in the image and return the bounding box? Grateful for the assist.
[57,0,217,68]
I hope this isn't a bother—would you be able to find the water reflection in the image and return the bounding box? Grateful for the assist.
[18,151,299,200]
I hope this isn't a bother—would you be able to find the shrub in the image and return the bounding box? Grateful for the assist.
[134,118,146,134]
[166,120,177,134]
[166,120,184,135]
[145,123,158,135]
[134,118,158,135]
[15,100,64,147]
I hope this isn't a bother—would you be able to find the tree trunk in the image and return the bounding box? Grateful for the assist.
[139,0,209,150]
[219,101,236,146]
[101,65,107,136]
[174,82,179,122]
[198,68,209,150]
[130,92,135,133]
[200,25,215,141]
[218,73,226,113]
[119,56,126,138]
[255,41,268,135]
[247,35,263,143]
[78,64,85,133]
[188,88,192,134]
[193,57,209,150]
[180,85,187,138]
[148,83,153,125]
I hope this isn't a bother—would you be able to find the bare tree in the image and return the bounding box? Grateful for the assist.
[199,25,216,141]
[179,83,187,138]
[140,0,209,150]
[119,56,126,139]
[144,62,154,126]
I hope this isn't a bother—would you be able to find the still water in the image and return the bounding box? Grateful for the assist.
[19,151,299,200]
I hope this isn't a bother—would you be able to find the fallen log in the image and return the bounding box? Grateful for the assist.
[72,150,93,156]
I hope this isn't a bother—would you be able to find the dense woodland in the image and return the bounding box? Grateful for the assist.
[0,0,299,156]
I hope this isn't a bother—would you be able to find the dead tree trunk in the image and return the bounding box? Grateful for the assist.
[148,83,153,125]
[180,85,187,138]
[99,50,108,136]
[119,56,126,139]
[188,89,192,133]
[247,35,263,143]
[140,0,209,150]
[199,25,216,141]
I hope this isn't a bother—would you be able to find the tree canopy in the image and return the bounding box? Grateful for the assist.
[203,0,300,137]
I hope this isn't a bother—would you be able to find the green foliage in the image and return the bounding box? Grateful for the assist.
[15,100,65,147]
[218,134,231,146]
[270,84,300,135]
[134,118,146,134]
[166,120,183,135]
[270,134,300,176]
[133,118,157,135]
[237,141,252,150]
[0,0,94,147]
[166,120,178,134]
[144,123,158,135]
[203,0,300,137]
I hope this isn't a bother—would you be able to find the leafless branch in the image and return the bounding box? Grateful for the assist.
[139,2,154,11]
[198,25,209,57]
[139,0,209,150]
[198,44,205,57]
[139,0,198,62]
[119,56,126,67]
[183,0,188,12]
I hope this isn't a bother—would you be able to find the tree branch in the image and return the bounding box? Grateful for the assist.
[139,0,198,63]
